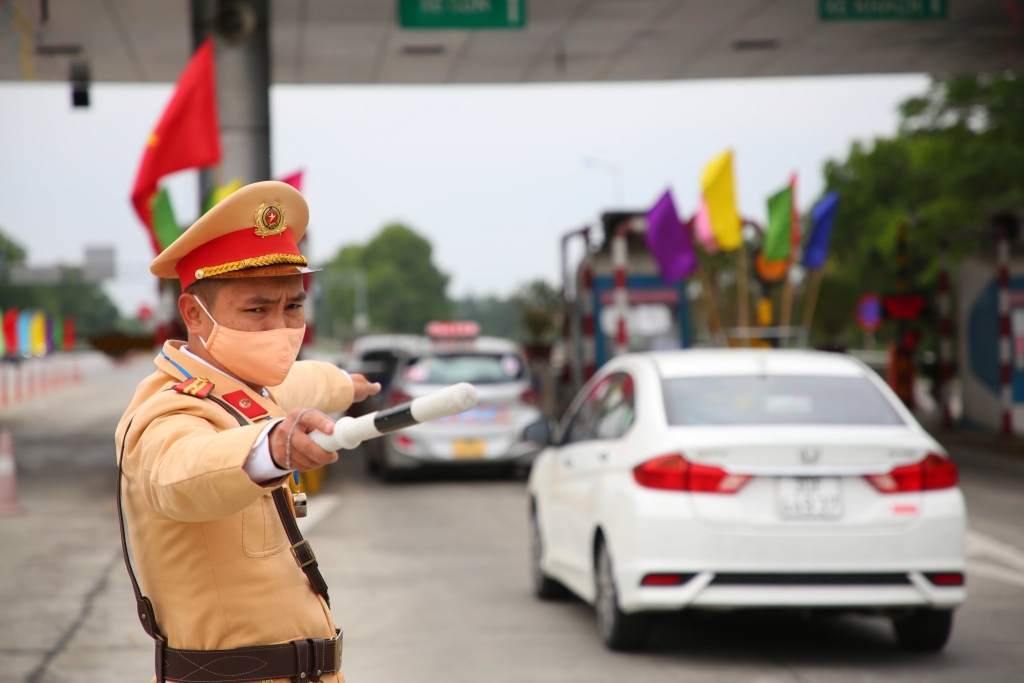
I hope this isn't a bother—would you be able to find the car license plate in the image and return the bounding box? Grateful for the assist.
[452,438,486,460]
[777,477,843,520]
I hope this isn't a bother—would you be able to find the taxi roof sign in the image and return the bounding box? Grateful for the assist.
[426,321,480,339]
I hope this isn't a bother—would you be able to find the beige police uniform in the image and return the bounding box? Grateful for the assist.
[117,341,353,683]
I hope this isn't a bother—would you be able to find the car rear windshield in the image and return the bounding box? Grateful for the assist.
[662,375,905,426]
[403,353,524,385]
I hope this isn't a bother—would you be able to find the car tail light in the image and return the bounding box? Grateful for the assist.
[392,434,415,451]
[640,573,695,587]
[633,454,751,494]
[388,390,413,407]
[925,572,965,587]
[519,388,538,405]
[865,453,958,494]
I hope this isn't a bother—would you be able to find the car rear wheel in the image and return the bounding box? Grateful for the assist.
[377,458,399,483]
[892,609,954,652]
[594,538,649,651]
[529,505,569,600]
[365,442,381,475]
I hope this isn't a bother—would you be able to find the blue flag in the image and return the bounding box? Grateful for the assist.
[645,189,696,284]
[17,310,33,358]
[802,191,840,270]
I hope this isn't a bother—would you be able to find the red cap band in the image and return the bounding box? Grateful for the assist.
[176,226,303,290]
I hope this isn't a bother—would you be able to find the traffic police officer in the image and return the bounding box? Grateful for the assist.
[116,180,378,683]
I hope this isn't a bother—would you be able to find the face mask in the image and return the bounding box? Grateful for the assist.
[194,297,305,387]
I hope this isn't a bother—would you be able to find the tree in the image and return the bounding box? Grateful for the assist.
[453,295,517,339]
[0,230,27,266]
[815,73,1024,345]
[512,280,561,345]
[321,224,451,336]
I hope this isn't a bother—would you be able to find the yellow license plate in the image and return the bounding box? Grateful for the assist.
[453,438,486,460]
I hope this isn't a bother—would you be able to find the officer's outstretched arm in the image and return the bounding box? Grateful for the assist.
[268,361,355,414]
[127,413,273,523]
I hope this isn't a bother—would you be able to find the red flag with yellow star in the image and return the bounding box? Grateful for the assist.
[131,37,221,255]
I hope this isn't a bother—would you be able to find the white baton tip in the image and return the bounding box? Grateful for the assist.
[409,382,479,423]
[450,382,479,411]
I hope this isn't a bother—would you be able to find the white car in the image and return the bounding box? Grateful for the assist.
[368,324,546,480]
[527,349,966,652]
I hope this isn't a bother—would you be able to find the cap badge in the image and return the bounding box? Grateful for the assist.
[254,203,287,237]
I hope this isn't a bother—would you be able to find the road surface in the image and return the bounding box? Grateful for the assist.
[1,356,1022,682]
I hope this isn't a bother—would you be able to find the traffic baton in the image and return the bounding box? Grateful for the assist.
[308,382,478,452]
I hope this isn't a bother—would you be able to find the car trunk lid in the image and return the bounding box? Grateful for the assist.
[667,426,932,533]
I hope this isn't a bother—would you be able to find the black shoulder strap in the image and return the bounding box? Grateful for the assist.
[116,390,332,646]
[117,415,164,642]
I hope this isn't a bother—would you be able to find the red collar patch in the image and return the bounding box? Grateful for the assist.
[221,390,268,419]
[173,377,214,399]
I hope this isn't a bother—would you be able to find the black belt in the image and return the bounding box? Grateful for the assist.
[158,633,341,682]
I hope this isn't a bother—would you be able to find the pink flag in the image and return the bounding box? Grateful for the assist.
[279,170,304,191]
[695,197,718,253]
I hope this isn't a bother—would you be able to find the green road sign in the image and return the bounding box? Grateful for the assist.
[399,0,526,30]
[819,0,948,21]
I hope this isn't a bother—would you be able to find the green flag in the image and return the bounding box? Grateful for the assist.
[764,185,793,262]
[53,314,64,351]
[152,188,183,252]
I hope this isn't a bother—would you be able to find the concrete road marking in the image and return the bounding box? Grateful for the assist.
[967,529,1024,588]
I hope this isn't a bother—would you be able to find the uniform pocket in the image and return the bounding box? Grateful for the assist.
[242,493,289,557]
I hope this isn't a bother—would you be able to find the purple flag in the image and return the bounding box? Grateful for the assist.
[645,190,697,284]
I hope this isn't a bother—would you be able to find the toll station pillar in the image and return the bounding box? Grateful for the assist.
[191,0,272,200]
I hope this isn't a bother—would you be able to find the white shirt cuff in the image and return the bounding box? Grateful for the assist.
[243,418,291,483]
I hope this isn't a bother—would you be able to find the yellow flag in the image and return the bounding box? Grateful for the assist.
[30,312,47,357]
[700,150,743,251]
[212,177,243,206]
[202,177,244,214]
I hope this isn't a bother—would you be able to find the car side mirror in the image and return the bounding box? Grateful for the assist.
[523,419,553,447]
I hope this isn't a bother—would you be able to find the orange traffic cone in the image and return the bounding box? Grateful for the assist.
[0,428,22,514]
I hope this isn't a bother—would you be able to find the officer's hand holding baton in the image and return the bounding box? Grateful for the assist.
[269,373,381,472]
[270,380,479,472]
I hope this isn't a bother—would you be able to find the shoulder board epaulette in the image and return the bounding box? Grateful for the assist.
[173,377,214,399]
[222,389,269,419]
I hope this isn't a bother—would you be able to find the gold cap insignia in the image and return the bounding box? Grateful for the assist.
[254,203,287,237]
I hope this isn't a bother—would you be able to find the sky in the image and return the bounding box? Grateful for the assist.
[0,74,929,317]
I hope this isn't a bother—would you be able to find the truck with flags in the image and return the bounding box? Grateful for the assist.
[557,149,841,399]
[560,211,694,394]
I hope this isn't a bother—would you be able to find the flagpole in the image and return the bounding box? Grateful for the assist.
[781,172,799,342]
[801,269,824,346]
[780,273,795,335]
[696,261,727,346]
[735,246,750,346]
